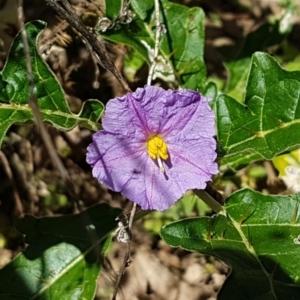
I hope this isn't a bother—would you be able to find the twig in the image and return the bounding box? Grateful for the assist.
[45,0,131,93]
[17,0,101,261]
[17,0,82,212]
[147,0,161,85]
[0,151,23,218]
[111,243,131,300]
[111,202,137,300]
[38,20,69,54]
[128,202,137,229]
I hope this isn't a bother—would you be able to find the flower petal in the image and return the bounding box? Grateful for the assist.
[168,139,219,181]
[120,158,179,211]
[86,131,147,192]
[160,90,215,141]
[102,85,168,139]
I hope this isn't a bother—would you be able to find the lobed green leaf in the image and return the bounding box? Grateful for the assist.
[216,52,300,169]
[0,21,104,148]
[161,189,300,299]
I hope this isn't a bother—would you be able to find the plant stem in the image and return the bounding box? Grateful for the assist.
[147,0,161,85]
[194,189,224,213]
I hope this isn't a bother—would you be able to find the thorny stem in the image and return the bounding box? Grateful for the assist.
[111,242,131,300]
[112,203,136,300]
[147,0,161,85]
[129,202,137,229]
[45,0,131,93]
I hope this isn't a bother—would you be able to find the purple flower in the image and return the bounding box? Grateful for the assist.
[86,86,218,211]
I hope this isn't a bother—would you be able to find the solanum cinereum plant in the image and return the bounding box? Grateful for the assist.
[0,0,300,299]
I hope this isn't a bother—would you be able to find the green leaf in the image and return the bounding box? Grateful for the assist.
[0,21,104,147]
[223,58,251,102]
[124,48,147,81]
[161,189,300,300]
[159,1,206,89]
[0,204,121,300]
[104,18,152,63]
[219,152,263,171]
[105,0,122,20]
[103,0,206,89]
[216,52,300,169]
[131,0,153,20]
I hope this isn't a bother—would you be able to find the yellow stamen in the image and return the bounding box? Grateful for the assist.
[153,136,163,147]
[157,148,168,160]
[147,135,169,171]
[147,149,156,160]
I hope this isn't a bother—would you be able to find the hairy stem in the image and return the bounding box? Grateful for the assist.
[147,0,161,85]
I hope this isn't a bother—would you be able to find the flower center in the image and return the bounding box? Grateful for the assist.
[147,135,169,171]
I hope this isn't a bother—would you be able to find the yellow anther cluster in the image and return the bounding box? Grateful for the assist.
[147,135,168,161]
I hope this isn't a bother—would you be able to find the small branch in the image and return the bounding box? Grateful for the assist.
[194,188,224,213]
[17,0,82,212]
[128,202,136,229]
[112,203,136,300]
[147,0,161,85]
[111,243,131,300]
[17,0,101,260]
[0,151,23,218]
[45,0,131,93]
